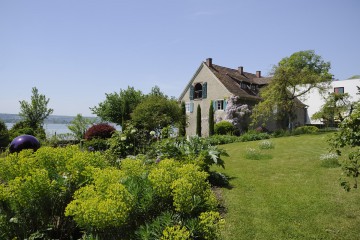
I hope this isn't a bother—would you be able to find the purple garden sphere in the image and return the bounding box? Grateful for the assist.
[9,135,41,153]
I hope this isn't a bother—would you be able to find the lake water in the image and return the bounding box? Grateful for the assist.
[5,123,121,137]
[5,123,72,136]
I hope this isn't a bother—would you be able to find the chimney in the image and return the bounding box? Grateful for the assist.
[206,58,212,67]
[256,71,261,78]
[238,66,244,75]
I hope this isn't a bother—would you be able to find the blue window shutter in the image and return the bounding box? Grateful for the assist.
[202,82,207,99]
[213,100,217,111]
[189,85,194,100]
[223,99,227,110]
[190,102,194,113]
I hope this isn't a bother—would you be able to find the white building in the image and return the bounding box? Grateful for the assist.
[303,78,360,124]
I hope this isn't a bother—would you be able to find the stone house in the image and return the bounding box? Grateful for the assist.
[178,58,307,136]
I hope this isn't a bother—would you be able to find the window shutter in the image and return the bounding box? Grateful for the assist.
[189,85,194,100]
[190,102,194,113]
[223,99,227,110]
[202,82,207,99]
[213,100,217,111]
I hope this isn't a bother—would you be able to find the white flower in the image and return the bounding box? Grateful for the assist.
[121,136,127,141]
[150,131,156,136]
[131,129,137,134]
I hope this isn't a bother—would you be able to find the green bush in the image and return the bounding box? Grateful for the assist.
[207,135,240,145]
[214,121,235,135]
[293,126,319,135]
[239,131,270,142]
[0,120,10,149]
[83,138,108,151]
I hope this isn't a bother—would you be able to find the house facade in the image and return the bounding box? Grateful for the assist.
[303,78,360,124]
[178,58,308,136]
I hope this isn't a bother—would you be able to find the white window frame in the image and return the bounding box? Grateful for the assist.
[216,100,224,111]
[185,102,191,112]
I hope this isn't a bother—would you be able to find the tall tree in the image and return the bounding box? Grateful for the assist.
[251,50,332,129]
[19,87,54,129]
[196,104,201,136]
[178,101,187,137]
[90,86,143,127]
[208,101,214,136]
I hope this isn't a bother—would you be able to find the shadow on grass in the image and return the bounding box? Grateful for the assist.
[209,171,235,189]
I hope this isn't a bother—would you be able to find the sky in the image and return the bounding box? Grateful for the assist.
[1,0,359,116]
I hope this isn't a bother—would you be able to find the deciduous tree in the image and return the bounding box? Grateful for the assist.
[251,50,332,129]
[90,86,143,127]
[19,87,54,129]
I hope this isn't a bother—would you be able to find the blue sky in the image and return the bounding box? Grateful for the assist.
[1,0,359,116]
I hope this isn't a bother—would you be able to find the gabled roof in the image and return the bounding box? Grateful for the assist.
[208,63,271,101]
[178,59,272,101]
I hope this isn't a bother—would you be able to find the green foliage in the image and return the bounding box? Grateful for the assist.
[347,75,360,79]
[83,138,109,151]
[0,146,108,239]
[319,153,340,168]
[0,119,10,149]
[331,102,360,190]
[312,93,353,126]
[19,87,54,129]
[251,50,332,129]
[68,114,95,140]
[239,131,270,142]
[131,95,182,133]
[8,120,46,140]
[65,168,134,230]
[209,101,215,136]
[106,124,151,160]
[161,225,190,240]
[178,101,187,137]
[150,136,227,171]
[90,86,144,127]
[206,135,241,145]
[214,121,235,135]
[84,123,116,140]
[293,125,319,135]
[198,211,224,240]
[196,104,201,136]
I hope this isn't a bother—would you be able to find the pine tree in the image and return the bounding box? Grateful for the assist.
[178,101,186,137]
[196,104,201,136]
[208,101,214,136]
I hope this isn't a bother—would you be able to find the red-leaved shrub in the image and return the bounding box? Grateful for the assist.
[84,123,116,140]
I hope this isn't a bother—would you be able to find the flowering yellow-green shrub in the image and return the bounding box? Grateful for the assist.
[120,158,147,178]
[148,159,179,198]
[161,225,191,240]
[65,169,134,229]
[198,211,225,240]
[171,164,217,214]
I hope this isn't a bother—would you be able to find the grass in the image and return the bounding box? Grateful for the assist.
[212,133,360,240]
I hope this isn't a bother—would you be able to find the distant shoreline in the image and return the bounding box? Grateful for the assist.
[0,113,97,124]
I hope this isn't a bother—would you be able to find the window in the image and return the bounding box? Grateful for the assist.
[334,87,344,94]
[190,82,207,100]
[185,102,194,113]
[217,100,224,110]
[185,103,190,112]
[194,83,203,99]
[213,99,227,111]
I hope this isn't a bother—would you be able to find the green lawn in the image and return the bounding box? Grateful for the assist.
[213,133,360,240]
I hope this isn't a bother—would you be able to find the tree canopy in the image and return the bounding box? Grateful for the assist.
[90,86,143,127]
[19,87,54,129]
[131,95,182,132]
[251,50,333,129]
